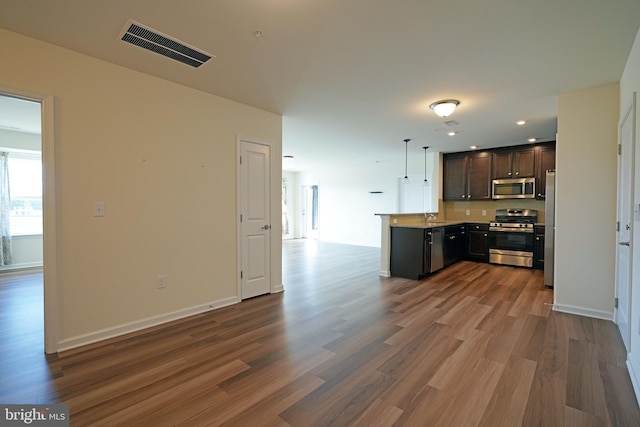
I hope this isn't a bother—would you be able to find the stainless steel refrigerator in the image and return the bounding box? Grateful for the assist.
[544,170,555,288]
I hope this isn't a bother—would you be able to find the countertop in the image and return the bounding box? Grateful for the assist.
[390,220,477,229]
[390,220,545,229]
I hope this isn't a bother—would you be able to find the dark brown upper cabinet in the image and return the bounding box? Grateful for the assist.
[535,144,556,199]
[443,152,492,201]
[492,147,536,179]
[443,142,555,202]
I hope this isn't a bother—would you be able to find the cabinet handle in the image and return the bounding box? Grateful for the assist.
[484,233,487,237]
[508,172,512,176]
[537,193,542,197]
[450,236,456,240]
[516,171,520,176]
[468,195,471,199]
[476,225,480,229]
[536,237,540,240]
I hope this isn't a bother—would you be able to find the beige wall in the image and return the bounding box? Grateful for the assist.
[555,82,619,317]
[0,29,282,346]
[444,199,545,223]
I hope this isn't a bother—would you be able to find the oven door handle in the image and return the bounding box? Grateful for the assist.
[489,227,533,233]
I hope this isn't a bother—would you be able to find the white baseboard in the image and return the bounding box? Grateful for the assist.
[0,262,43,272]
[379,270,391,277]
[552,303,613,321]
[272,283,284,293]
[628,356,640,407]
[57,296,240,352]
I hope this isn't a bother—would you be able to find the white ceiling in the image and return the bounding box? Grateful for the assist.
[1,1,639,172]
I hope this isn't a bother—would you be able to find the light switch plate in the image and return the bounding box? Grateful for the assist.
[94,202,105,217]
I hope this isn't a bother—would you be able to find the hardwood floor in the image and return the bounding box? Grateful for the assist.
[1,240,639,426]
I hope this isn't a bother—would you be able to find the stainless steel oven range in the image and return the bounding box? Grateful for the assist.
[489,208,537,268]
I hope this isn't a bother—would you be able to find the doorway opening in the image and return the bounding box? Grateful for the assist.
[0,94,44,357]
[302,185,319,239]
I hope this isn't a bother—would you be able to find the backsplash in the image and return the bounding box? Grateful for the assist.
[444,199,545,223]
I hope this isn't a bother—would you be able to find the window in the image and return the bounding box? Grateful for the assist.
[8,154,42,236]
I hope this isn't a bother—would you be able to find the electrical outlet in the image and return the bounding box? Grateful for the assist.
[157,275,167,289]
[465,209,470,216]
[482,210,487,216]
[393,218,397,224]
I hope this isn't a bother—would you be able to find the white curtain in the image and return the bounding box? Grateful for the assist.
[0,152,12,265]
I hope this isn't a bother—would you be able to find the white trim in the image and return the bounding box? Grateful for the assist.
[552,303,614,321]
[0,86,58,354]
[628,356,640,407]
[57,296,240,352]
[377,214,392,276]
[236,138,242,299]
[0,262,43,271]
[272,283,284,293]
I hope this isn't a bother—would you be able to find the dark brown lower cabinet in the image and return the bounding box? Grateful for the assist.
[444,225,466,267]
[534,225,545,269]
[466,223,489,262]
[390,227,431,280]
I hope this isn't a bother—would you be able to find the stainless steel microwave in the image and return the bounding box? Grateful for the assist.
[492,177,535,199]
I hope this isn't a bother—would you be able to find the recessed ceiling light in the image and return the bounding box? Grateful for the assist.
[528,138,537,142]
[470,145,478,150]
[516,120,527,126]
[448,131,457,136]
[253,29,264,38]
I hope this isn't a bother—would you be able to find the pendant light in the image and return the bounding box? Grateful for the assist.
[402,139,410,184]
[422,146,429,186]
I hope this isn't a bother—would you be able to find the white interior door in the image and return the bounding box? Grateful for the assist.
[240,140,271,299]
[615,92,636,352]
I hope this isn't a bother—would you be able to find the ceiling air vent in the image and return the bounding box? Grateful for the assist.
[119,20,214,68]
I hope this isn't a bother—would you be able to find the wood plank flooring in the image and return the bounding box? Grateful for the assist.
[1,240,639,426]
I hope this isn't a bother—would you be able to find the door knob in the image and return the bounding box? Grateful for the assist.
[619,241,630,246]
[261,225,271,230]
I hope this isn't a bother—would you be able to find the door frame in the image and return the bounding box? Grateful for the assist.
[615,91,636,351]
[0,85,58,354]
[236,136,283,299]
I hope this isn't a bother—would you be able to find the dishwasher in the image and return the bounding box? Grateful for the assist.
[430,227,444,273]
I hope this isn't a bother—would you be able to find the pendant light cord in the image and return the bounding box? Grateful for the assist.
[404,139,410,179]
[423,146,429,182]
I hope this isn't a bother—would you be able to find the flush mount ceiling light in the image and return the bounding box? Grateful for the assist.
[516,120,527,125]
[528,138,537,142]
[429,99,460,118]
[447,131,457,136]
